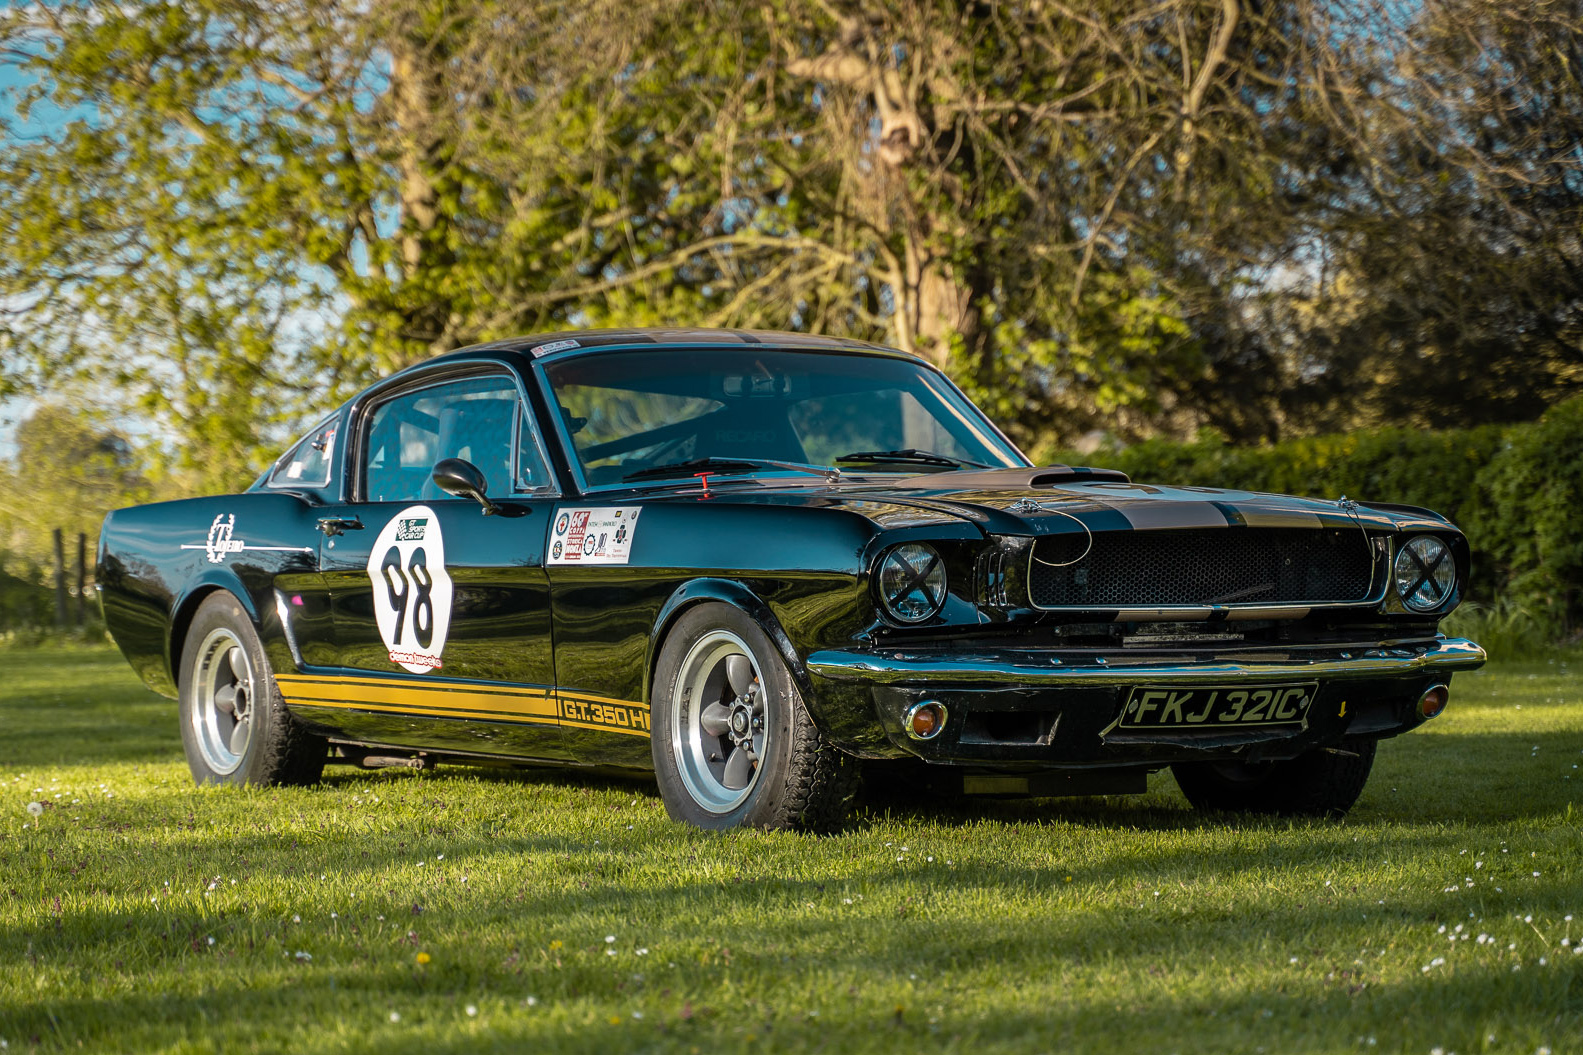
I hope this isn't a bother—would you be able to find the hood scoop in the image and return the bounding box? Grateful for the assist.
[894,465,1130,490]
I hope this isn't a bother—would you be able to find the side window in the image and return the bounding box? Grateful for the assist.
[516,404,552,491]
[268,417,338,489]
[362,375,523,503]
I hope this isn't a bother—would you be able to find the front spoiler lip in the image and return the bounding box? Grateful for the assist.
[806,636,1486,687]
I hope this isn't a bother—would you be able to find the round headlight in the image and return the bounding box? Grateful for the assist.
[1393,535,1455,611]
[877,543,947,624]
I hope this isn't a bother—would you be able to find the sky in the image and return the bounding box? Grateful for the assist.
[1,30,50,460]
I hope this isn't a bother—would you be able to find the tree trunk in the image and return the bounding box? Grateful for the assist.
[908,257,992,380]
[76,531,87,627]
[386,32,461,364]
[52,528,67,629]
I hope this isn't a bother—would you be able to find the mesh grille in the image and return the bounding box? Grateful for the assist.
[1028,528,1377,609]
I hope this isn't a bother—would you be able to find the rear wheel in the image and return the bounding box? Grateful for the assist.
[178,593,326,787]
[651,603,856,831]
[1171,737,1377,818]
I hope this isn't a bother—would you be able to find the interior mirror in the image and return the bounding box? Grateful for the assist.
[432,458,500,516]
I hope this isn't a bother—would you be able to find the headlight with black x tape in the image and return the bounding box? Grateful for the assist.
[877,543,948,624]
[1393,535,1456,612]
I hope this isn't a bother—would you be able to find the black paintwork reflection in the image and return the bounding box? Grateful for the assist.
[316,499,556,684]
[290,705,578,762]
[97,494,330,699]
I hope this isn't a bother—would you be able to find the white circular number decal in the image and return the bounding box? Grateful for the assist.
[366,505,454,673]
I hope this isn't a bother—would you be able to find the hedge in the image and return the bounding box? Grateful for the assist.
[1045,395,1583,637]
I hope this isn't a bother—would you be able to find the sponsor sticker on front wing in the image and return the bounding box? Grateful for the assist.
[548,506,642,565]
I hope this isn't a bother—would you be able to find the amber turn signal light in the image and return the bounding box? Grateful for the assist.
[1418,684,1449,719]
[905,700,948,740]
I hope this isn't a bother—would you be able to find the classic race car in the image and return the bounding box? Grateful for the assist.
[97,329,1486,829]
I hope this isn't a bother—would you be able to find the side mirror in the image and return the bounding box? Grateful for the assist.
[432,458,500,516]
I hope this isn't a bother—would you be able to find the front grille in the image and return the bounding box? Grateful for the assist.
[1027,528,1377,609]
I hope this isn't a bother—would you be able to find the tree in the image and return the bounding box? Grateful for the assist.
[3,0,1579,473]
[1267,0,1583,432]
[0,403,150,575]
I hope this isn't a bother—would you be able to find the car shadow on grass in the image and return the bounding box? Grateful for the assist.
[301,719,1583,838]
[850,724,1582,832]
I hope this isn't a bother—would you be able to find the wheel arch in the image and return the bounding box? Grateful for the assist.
[167,574,268,691]
[645,579,816,716]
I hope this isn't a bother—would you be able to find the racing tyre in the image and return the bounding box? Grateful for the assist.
[178,592,326,787]
[1171,737,1377,818]
[651,603,858,831]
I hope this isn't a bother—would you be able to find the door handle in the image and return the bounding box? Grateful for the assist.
[317,517,364,537]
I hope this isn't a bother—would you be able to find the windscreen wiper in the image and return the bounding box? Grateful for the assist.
[622,457,840,482]
[834,448,986,469]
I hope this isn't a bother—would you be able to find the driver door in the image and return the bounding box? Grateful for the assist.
[298,368,570,760]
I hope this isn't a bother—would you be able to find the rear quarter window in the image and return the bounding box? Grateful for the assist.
[267,418,339,489]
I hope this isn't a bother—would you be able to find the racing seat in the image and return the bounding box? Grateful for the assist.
[421,398,518,501]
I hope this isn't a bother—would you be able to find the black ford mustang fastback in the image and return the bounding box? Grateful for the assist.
[97,329,1486,829]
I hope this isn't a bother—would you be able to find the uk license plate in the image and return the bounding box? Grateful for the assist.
[1118,683,1317,730]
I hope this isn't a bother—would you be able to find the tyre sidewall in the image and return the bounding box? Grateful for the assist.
[177,593,289,787]
[650,604,801,830]
[1173,736,1378,817]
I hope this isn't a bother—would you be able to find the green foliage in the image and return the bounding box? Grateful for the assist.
[1439,600,1553,663]
[2,0,1581,504]
[1065,424,1508,532]
[1466,396,1583,636]
[0,554,51,634]
[0,404,151,571]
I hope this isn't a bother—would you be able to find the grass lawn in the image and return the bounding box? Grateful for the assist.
[1,646,1579,1054]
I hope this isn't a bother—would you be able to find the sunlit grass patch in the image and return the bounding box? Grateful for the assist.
[1,646,1579,1054]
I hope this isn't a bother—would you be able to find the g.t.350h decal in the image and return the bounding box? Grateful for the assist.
[366,505,453,673]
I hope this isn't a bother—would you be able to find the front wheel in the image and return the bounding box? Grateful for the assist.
[178,592,326,787]
[650,604,857,831]
[1171,737,1377,818]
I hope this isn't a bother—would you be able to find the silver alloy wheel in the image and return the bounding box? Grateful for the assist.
[671,629,766,813]
[191,627,255,775]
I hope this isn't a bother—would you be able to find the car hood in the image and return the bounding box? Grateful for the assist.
[669,466,1452,537]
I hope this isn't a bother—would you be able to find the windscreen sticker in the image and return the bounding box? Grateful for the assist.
[549,506,642,565]
[530,339,580,357]
[367,505,454,673]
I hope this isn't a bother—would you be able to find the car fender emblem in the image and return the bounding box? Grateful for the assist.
[179,513,312,564]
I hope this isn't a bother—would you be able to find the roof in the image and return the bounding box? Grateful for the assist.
[438,328,912,363]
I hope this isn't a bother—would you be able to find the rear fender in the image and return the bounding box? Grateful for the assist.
[167,572,277,694]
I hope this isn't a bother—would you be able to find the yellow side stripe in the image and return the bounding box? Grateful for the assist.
[284,693,558,721]
[273,673,649,737]
[277,672,552,699]
[275,676,554,713]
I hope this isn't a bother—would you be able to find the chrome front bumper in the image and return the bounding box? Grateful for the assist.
[806,636,1486,688]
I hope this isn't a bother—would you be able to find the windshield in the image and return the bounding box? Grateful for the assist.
[541,349,1026,486]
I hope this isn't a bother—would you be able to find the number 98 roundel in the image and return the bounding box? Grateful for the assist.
[366,505,454,673]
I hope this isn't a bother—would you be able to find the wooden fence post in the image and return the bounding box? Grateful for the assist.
[52,527,68,629]
[76,531,87,627]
